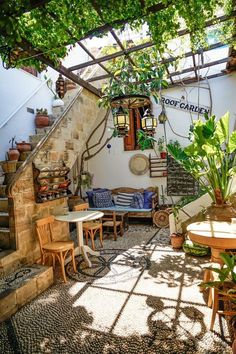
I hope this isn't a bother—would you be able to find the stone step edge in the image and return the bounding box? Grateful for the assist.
[0,265,54,322]
[0,212,9,216]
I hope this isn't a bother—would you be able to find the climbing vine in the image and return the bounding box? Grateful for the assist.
[0,0,234,70]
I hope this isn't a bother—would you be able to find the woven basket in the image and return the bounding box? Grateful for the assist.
[153,210,170,228]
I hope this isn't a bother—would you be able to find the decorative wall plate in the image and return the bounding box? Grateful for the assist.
[129,154,149,175]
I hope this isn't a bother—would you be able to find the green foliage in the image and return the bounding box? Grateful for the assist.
[36,108,48,115]
[137,130,156,150]
[98,50,168,107]
[157,136,166,152]
[167,112,236,205]
[200,253,236,291]
[0,1,234,70]
[79,171,93,189]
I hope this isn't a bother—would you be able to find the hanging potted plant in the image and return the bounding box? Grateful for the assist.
[158,136,167,159]
[7,136,20,161]
[35,108,49,128]
[167,112,236,222]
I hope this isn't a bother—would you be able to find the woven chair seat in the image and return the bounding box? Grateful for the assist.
[83,221,102,230]
[43,241,74,252]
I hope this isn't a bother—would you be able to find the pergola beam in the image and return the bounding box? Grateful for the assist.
[69,12,236,72]
[87,42,230,82]
[168,72,227,88]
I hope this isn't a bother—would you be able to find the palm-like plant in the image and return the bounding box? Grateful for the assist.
[167,112,236,205]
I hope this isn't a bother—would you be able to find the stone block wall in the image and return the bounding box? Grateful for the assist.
[9,88,106,267]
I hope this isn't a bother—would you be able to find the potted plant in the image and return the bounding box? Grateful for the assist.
[79,171,93,189]
[35,108,49,128]
[158,136,167,159]
[7,136,20,161]
[0,153,17,173]
[167,112,236,221]
[170,203,185,249]
[16,140,31,153]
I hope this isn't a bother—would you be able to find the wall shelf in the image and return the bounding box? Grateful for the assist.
[33,163,71,203]
[149,154,167,178]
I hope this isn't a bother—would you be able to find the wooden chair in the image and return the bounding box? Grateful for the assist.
[73,203,103,251]
[102,211,123,241]
[36,215,77,283]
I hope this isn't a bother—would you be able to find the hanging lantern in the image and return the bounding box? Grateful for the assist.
[158,109,167,124]
[112,106,129,137]
[56,74,67,99]
[141,108,157,132]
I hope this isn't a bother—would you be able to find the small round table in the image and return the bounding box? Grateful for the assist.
[187,221,236,263]
[55,210,104,268]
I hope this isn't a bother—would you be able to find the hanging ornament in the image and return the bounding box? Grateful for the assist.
[107,143,112,153]
[141,108,157,132]
[56,74,67,99]
[112,106,130,137]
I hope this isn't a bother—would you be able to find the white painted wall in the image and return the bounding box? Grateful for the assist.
[87,73,236,203]
[0,44,90,161]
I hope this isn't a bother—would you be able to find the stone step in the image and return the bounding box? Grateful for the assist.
[0,185,7,198]
[0,264,53,322]
[35,127,51,135]
[0,212,9,228]
[0,198,8,212]
[29,134,45,149]
[0,228,10,249]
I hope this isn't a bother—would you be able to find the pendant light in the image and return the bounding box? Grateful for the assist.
[141,108,157,132]
[158,108,167,124]
[112,106,129,137]
[56,74,67,99]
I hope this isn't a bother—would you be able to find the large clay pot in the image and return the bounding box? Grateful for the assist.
[206,203,236,222]
[35,113,49,128]
[8,148,20,161]
[16,141,31,152]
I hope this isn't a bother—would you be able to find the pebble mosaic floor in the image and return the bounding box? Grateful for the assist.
[0,225,233,353]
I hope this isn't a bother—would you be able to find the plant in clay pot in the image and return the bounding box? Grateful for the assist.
[35,108,49,128]
[8,136,20,161]
[167,112,236,222]
[157,136,167,159]
[16,140,32,152]
[170,203,185,249]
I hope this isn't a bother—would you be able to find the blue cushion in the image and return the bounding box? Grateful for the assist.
[130,192,144,209]
[86,190,95,207]
[93,190,113,208]
[86,188,108,207]
[143,191,155,209]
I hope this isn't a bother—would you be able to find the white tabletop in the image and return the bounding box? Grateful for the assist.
[187,221,235,239]
[55,210,104,223]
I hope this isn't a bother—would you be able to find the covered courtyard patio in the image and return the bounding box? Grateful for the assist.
[0,1,236,353]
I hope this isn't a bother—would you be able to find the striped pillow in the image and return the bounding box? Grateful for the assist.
[116,192,134,208]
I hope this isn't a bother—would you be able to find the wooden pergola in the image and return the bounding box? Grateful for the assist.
[0,0,235,97]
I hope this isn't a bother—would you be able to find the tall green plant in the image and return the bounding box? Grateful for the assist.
[167,112,236,205]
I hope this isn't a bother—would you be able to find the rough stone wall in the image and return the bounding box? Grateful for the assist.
[10,89,105,266]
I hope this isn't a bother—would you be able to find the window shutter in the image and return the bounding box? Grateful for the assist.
[124,110,135,151]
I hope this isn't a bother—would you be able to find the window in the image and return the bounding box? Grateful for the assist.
[124,105,152,151]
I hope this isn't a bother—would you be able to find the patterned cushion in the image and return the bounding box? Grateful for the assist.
[116,192,134,208]
[93,190,113,208]
[86,189,108,207]
[130,192,144,209]
[143,191,155,209]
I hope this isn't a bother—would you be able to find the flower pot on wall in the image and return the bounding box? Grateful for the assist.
[35,113,49,128]
[16,141,31,152]
[8,148,20,161]
[160,151,167,159]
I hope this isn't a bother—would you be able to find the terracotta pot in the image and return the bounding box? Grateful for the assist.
[170,233,184,249]
[16,141,31,152]
[8,148,20,161]
[206,203,236,222]
[160,151,167,159]
[35,114,49,128]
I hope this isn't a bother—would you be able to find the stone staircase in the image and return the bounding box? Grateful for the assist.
[0,83,106,321]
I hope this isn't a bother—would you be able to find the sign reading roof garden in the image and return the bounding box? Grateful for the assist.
[161,95,210,115]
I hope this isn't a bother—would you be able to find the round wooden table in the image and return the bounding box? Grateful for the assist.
[187,221,236,263]
[55,210,104,268]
